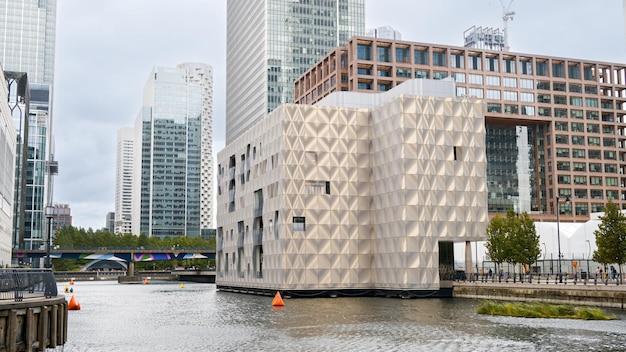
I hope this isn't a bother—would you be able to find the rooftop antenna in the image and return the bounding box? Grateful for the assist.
[501,0,515,51]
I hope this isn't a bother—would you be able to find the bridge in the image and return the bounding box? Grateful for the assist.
[12,248,216,279]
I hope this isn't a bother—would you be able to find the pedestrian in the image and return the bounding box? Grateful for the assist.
[488,268,492,278]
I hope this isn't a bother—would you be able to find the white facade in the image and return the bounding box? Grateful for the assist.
[115,127,134,234]
[366,26,402,40]
[216,80,488,296]
[225,0,365,143]
[178,63,215,229]
[0,69,15,266]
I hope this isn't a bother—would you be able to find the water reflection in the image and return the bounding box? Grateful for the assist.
[61,281,626,352]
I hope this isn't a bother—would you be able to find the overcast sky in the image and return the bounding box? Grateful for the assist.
[52,0,626,230]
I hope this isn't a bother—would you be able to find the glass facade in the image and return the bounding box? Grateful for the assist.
[0,0,56,251]
[138,67,203,238]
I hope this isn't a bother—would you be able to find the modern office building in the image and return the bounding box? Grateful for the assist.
[225,0,365,143]
[115,127,134,234]
[131,63,212,238]
[0,0,57,251]
[366,26,401,40]
[51,203,71,234]
[216,79,487,297]
[0,68,16,267]
[295,36,626,222]
[105,212,115,233]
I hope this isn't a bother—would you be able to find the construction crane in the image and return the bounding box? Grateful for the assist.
[501,0,515,51]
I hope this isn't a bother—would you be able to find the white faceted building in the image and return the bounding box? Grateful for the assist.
[216,79,487,297]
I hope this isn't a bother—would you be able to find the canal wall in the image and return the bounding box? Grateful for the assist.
[0,296,67,351]
[453,281,626,309]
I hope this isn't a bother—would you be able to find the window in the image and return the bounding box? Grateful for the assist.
[537,81,550,90]
[584,66,595,81]
[520,79,533,89]
[585,85,598,94]
[601,100,613,109]
[589,163,602,172]
[552,61,564,77]
[604,151,617,161]
[585,98,598,107]
[556,161,570,170]
[377,46,391,62]
[570,110,583,119]
[450,53,464,68]
[555,122,568,131]
[587,137,600,146]
[414,70,429,79]
[588,150,601,159]
[396,68,411,78]
[469,88,483,98]
[357,44,372,60]
[357,81,372,90]
[501,77,517,88]
[487,103,501,113]
[553,82,566,91]
[469,74,483,84]
[574,176,587,185]
[522,106,535,116]
[504,104,518,114]
[377,68,391,77]
[569,84,582,93]
[537,94,551,103]
[568,63,580,79]
[452,73,465,83]
[538,107,551,117]
[606,177,618,186]
[456,87,466,96]
[486,76,500,86]
[556,148,569,157]
[603,138,616,147]
[554,109,567,118]
[557,175,571,184]
[554,95,567,105]
[536,60,548,76]
[519,59,532,74]
[503,58,515,73]
[415,48,428,65]
[503,91,517,101]
[486,90,501,99]
[607,190,619,200]
[377,82,392,91]
[605,163,617,173]
[555,135,568,144]
[573,162,586,172]
[571,135,585,145]
[433,71,448,80]
[586,111,599,120]
[469,55,481,70]
[571,123,584,132]
[395,47,410,63]
[591,191,603,200]
[293,217,306,232]
[570,97,582,106]
[485,56,498,72]
[520,92,534,102]
[433,50,446,66]
[572,149,585,158]
[587,124,599,133]
[590,176,602,186]
[602,126,614,135]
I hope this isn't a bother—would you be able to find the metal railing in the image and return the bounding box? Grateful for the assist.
[0,269,58,301]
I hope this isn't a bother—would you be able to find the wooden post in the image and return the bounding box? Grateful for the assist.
[49,305,57,348]
[37,306,48,352]
[7,310,17,352]
[25,308,34,351]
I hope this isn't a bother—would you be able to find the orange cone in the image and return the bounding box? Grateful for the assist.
[68,295,81,310]
[272,291,285,306]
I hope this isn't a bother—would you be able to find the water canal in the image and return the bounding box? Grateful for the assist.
[58,280,626,351]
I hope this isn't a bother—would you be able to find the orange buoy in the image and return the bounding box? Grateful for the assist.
[68,295,81,310]
[144,278,149,284]
[272,291,285,306]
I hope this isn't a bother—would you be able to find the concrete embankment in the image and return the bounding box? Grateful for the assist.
[454,281,626,309]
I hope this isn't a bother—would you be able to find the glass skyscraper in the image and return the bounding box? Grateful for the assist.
[0,0,57,250]
[226,0,365,143]
[131,64,212,238]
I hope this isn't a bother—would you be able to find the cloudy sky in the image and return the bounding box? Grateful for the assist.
[52,0,626,230]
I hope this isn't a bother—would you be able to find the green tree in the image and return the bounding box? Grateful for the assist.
[593,199,626,283]
[485,212,510,282]
[509,212,540,282]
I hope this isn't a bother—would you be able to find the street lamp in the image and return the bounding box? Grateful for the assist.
[556,196,570,283]
[44,206,55,268]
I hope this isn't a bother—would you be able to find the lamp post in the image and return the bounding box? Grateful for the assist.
[44,206,55,268]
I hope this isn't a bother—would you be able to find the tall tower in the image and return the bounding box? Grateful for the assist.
[0,0,57,250]
[225,0,365,143]
[114,127,134,234]
[131,64,212,238]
